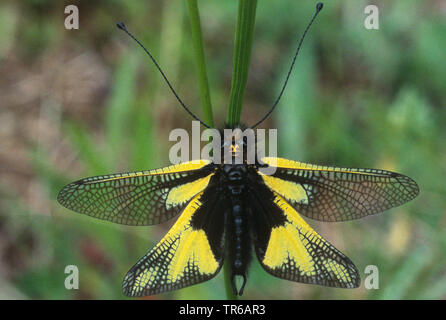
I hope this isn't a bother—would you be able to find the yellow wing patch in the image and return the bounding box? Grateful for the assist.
[147,160,211,174]
[262,157,383,176]
[166,174,214,209]
[124,192,221,296]
[260,194,358,288]
[263,225,315,276]
[84,160,211,184]
[261,174,308,205]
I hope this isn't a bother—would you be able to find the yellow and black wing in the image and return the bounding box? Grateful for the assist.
[122,186,226,296]
[260,157,419,222]
[57,160,214,225]
[249,186,359,288]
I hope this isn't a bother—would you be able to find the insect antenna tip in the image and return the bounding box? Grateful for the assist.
[116,21,126,31]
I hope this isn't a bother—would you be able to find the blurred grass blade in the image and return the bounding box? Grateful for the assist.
[65,121,110,174]
[186,0,214,126]
[226,0,257,127]
[105,52,139,167]
[419,274,446,299]
[377,245,432,299]
[30,146,67,198]
[278,38,316,160]
[130,99,154,170]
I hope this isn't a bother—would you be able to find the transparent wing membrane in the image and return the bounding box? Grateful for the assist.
[57,161,213,226]
[261,157,419,222]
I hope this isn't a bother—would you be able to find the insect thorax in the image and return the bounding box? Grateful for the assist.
[219,125,259,165]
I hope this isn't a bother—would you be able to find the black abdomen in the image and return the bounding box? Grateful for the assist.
[224,164,251,296]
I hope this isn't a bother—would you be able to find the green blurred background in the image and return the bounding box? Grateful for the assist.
[1,0,445,299]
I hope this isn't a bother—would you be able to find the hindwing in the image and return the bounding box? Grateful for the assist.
[249,183,360,288]
[123,181,226,296]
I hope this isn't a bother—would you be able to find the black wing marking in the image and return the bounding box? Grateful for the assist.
[249,183,360,288]
[122,184,226,296]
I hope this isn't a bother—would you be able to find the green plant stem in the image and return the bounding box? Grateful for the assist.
[187,1,232,299]
[186,0,214,127]
[187,0,258,300]
[222,0,258,300]
[224,261,237,300]
[226,0,258,127]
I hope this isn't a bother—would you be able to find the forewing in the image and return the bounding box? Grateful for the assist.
[249,187,359,288]
[261,157,419,222]
[57,160,214,225]
[122,188,226,296]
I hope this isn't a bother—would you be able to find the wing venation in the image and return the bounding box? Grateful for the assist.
[57,160,213,225]
[250,189,360,288]
[261,157,419,221]
[123,190,225,296]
